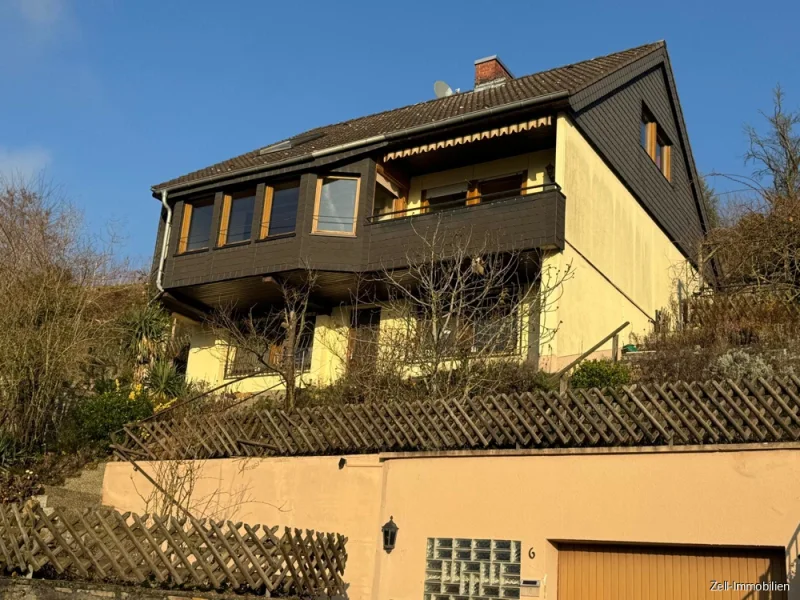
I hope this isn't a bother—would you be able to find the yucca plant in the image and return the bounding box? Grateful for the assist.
[145,360,187,405]
[120,303,172,384]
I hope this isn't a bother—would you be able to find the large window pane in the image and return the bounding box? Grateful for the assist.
[640,117,649,150]
[315,177,358,233]
[478,173,525,200]
[268,182,300,236]
[186,203,213,251]
[224,318,315,378]
[226,190,255,244]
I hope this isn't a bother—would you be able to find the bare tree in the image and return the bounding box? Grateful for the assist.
[745,85,800,201]
[702,86,800,294]
[209,272,318,411]
[0,176,124,454]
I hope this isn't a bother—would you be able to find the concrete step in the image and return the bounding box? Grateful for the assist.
[58,462,106,495]
[42,486,102,512]
[32,494,54,515]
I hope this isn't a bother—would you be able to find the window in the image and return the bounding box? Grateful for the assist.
[218,188,256,245]
[313,175,360,235]
[425,538,521,600]
[477,172,526,201]
[421,182,469,213]
[417,287,519,356]
[640,115,650,149]
[177,197,214,253]
[640,108,672,180]
[224,318,315,378]
[420,172,527,214]
[261,180,300,237]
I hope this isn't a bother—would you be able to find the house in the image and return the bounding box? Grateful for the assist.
[150,41,708,392]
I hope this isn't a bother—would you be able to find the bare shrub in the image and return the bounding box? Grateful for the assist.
[208,272,317,412]
[630,290,800,384]
[0,176,126,455]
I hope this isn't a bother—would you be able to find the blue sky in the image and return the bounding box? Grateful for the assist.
[0,0,798,265]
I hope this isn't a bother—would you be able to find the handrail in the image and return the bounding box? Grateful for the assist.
[366,182,562,223]
[552,321,630,381]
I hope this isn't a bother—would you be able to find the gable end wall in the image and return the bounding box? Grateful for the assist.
[569,48,705,261]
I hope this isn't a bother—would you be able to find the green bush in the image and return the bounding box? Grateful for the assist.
[474,361,557,395]
[62,387,153,449]
[570,359,631,389]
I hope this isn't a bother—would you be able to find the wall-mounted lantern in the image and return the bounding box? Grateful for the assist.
[545,163,556,184]
[381,516,398,554]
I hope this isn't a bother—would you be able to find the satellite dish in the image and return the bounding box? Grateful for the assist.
[434,80,454,98]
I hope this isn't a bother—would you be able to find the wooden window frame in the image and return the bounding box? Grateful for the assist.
[420,182,470,214]
[312,175,361,236]
[217,188,257,247]
[465,183,481,206]
[475,170,528,202]
[420,171,527,213]
[217,194,232,247]
[224,318,315,378]
[260,180,300,239]
[374,164,408,218]
[177,198,213,254]
[641,108,672,182]
[659,135,672,181]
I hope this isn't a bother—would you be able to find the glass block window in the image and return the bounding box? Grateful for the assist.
[424,537,521,600]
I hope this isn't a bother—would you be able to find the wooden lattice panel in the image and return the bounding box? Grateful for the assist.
[0,503,348,598]
[112,376,800,460]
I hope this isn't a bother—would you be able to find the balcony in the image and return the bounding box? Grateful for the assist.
[364,183,566,270]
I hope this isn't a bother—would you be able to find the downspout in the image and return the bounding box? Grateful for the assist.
[155,189,171,295]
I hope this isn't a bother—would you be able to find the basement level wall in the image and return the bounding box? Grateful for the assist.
[103,446,800,600]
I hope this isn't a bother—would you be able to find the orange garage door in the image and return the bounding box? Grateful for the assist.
[558,543,787,600]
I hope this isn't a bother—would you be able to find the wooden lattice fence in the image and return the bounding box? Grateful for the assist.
[0,503,347,597]
[111,377,800,461]
[686,288,800,329]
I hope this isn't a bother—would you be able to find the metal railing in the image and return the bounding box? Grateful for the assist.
[225,345,313,379]
[366,182,561,223]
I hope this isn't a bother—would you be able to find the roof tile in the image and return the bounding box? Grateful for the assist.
[154,41,663,190]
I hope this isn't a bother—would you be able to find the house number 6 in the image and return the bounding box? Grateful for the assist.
[528,548,536,559]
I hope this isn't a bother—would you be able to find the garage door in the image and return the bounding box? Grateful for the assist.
[558,543,787,599]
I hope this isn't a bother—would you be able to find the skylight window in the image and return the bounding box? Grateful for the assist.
[259,131,327,155]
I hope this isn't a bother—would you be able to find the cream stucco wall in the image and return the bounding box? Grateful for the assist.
[184,293,536,392]
[183,308,351,394]
[540,113,694,369]
[104,446,800,600]
[103,455,385,600]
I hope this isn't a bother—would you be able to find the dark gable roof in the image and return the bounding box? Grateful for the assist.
[153,41,664,191]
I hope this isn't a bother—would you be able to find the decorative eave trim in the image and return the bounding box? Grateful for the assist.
[383,116,553,162]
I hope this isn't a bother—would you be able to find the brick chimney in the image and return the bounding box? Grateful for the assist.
[474,55,513,90]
